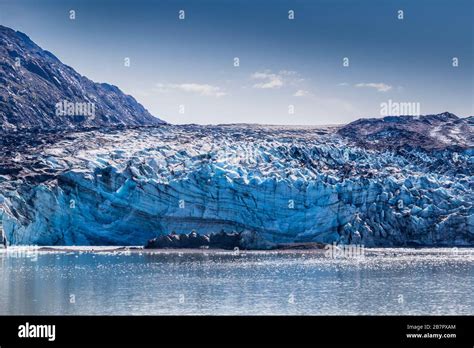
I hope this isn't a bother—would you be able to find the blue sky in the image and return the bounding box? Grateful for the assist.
[0,0,472,124]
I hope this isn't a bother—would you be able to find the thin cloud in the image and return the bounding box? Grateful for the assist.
[154,83,226,97]
[293,89,311,97]
[251,71,284,89]
[355,82,392,92]
[251,70,306,90]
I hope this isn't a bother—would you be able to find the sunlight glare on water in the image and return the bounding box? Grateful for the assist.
[0,247,472,315]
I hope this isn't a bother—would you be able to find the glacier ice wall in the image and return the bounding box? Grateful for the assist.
[1,124,473,246]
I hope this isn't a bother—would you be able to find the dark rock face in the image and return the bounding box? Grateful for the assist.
[144,230,326,250]
[145,231,211,249]
[338,112,473,151]
[145,231,240,250]
[209,231,241,250]
[0,25,165,131]
[186,231,210,248]
[172,231,210,248]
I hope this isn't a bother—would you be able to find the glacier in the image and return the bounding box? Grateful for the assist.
[0,116,473,247]
[0,23,472,248]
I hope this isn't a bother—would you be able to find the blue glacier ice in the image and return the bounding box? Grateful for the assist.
[0,118,473,247]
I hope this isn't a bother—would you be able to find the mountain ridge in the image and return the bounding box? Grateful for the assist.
[338,112,473,150]
[0,25,165,131]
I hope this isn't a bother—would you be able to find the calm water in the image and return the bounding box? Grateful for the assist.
[0,247,472,315]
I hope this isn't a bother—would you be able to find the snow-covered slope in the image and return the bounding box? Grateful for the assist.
[1,116,472,246]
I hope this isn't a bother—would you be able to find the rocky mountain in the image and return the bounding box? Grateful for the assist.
[0,115,472,247]
[0,25,164,131]
[338,112,473,151]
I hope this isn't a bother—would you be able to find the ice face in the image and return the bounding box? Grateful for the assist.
[1,122,472,247]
